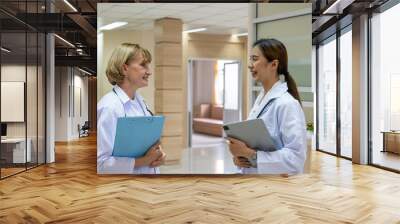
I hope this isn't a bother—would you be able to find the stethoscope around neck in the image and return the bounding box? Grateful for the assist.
[254,98,276,119]
[112,87,158,173]
[112,88,154,117]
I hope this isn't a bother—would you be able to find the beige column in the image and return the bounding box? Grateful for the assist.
[154,18,184,162]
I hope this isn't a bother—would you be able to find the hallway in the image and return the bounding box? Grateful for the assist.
[0,135,400,223]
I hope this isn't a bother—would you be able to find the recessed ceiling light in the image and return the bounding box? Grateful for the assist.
[234,32,248,37]
[78,67,92,76]
[63,0,78,12]
[323,0,344,14]
[1,47,11,53]
[183,28,207,34]
[76,49,84,55]
[99,22,128,31]
[54,34,75,48]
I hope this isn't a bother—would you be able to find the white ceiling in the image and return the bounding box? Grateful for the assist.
[97,3,248,35]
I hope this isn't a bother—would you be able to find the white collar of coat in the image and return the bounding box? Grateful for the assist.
[250,80,288,118]
[113,85,143,105]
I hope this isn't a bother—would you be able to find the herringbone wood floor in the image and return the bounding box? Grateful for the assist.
[1,135,400,223]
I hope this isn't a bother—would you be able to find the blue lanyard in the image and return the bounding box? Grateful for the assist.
[112,88,154,117]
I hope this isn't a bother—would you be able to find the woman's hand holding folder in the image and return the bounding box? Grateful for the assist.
[134,142,165,168]
[233,156,252,168]
[227,138,256,159]
[228,137,257,168]
[150,145,166,168]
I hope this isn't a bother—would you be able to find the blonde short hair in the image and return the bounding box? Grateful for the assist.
[105,43,152,85]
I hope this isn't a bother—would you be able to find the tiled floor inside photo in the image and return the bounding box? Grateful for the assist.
[160,133,238,174]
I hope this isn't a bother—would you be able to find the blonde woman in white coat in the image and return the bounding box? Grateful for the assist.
[228,39,307,175]
[97,43,166,174]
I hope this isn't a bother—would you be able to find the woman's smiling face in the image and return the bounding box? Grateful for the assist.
[248,46,279,83]
[122,54,151,89]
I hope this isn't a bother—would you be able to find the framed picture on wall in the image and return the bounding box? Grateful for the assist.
[1,81,25,122]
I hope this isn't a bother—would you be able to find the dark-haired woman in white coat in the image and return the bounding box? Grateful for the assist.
[228,38,307,175]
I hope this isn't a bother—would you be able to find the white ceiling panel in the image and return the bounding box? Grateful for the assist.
[138,8,181,18]
[174,12,208,22]
[152,3,203,12]
[231,8,248,17]
[206,3,247,10]
[189,6,233,15]
[121,18,151,24]
[97,4,115,13]
[110,3,157,12]
[210,13,243,22]
[97,3,248,35]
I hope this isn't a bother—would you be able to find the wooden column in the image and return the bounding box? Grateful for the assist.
[352,14,369,164]
[154,18,184,162]
[88,76,97,133]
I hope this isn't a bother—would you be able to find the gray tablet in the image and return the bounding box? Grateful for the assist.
[223,118,277,152]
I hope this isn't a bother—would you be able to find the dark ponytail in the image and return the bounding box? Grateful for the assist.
[253,38,302,106]
[283,71,302,106]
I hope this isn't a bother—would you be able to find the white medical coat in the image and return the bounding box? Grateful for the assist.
[97,85,159,174]
[243,81,307,175]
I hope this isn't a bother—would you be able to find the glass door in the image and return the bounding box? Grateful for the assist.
[223,62,241,124]
[1,29,28,178]
[0,1,47,179]
[339,26,352,159]
[370,2,400,172]
[317,35,337,155]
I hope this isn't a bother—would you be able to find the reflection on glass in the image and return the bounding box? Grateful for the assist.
[27,32,38,169]
[0,0,46,178]
[318,36,337,154]
[38,33,46,165]
[1,31,27,177]
[371,3,400,171]
[340,28,352,158]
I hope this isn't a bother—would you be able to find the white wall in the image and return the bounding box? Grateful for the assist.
[97,30,155,111]
[55,67,89,141]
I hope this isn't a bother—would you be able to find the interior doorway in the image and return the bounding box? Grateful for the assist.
[187,58,242,148]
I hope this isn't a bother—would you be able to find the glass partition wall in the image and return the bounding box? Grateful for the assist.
[317,35,337,155]
[316,26,352,159]
[370,2,400,172]
[339,26,352,159]
[0,1,46,179]
[316,0,400,172]
[254,3,313,123]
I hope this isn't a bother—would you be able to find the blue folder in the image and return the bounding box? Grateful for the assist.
[112,116,165,158]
